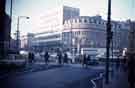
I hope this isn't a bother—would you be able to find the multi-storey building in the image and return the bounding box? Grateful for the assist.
[20,6,130,52]
[31,5,80,51]
[63,15,129,51]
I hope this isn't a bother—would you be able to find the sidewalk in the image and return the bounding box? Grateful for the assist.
[103,69,128,88]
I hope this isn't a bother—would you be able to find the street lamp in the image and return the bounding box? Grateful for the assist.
[106,0,112,84]
[16,16,30,52]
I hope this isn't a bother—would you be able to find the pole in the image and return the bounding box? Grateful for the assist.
[70,12,73,54]
[106,0,112,84]
[10,0,12,19]
[16,16,29,53]
[16,17,20,52]
[111,32,113,60]
[9,0,13,48]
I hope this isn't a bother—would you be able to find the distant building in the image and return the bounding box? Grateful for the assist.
[20,6,130,52]
[20,33,34,50]
[31,5,80,51]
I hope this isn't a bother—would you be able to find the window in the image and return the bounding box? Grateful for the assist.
[75,19,77,23]
[79,19,82,23]
[94,19,96,23]
[98,21,101,24]
[84,19,87,23]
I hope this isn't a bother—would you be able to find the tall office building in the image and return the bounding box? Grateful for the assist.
[38,5,80,33]
[31,6,80,51]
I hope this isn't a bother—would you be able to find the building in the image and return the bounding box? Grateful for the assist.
[63,15,129,52]
[20,33,34,50]
[20,6,130,53]
[30,5,80,52]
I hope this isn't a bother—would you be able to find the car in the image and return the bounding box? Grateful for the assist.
[49,53,57,62]
[66,52,75,63]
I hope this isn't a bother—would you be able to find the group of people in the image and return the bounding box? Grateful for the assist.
[27,51,91,67]
[28,51,69,65]
[55,52,69,65]
[28,52,35,63]
[43,51,70,65]
[82,54,91,68]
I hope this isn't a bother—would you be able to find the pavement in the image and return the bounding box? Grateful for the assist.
[0,62,62,79]
[0,65,104,88]
[0,61,128,88]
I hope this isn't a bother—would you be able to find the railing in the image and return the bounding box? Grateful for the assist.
[91,73,104,88]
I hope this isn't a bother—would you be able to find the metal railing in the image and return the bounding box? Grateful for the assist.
[91,73,104,88]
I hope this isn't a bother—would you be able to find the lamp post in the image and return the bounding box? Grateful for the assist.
[16,16,30,52]
[106,0,112,84]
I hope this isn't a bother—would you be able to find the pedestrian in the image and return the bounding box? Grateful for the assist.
[128,54,135,88]
[44,51,49,65]
[87,55,91,63]
[116,56,120,71]
[31,52,35,63]
[57,51,62,65]
[82,54,87,68]
[63,52,68,64]
[28,52,32,63]
[123,56,127,71]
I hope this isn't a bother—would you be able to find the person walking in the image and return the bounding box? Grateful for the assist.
[63,52,68,64]
[116,55,120,71]
[128,54,135,88]
[44,51,49,65]
[87,55,91,65]
[82,54,87,68]
[28,52,32,63]
[57,51,62,65]
[31,52,35,63]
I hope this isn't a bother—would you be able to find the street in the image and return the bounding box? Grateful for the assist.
[0,63,104,88]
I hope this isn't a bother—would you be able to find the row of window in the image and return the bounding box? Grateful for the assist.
[63,31,104,38]
[64,18,122,29]
[35,35,60,40]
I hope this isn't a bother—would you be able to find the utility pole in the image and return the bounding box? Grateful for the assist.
[16,17,20,53]
[9,0,13,48]
[16,16,29,53]
[106,0,112,84]
[70,11,73,54]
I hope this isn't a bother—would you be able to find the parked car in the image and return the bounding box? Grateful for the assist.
[66,52,75,63]
[49,53,57,62]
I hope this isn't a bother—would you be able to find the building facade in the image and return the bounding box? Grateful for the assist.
[30,6,80,52]
[20,33,34,50]
[63,16,129,51]
[20,6,130,53]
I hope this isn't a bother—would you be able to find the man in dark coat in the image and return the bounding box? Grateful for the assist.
[44,51,49,65]
[57,52,62,65]
[28,52,32,63]
[63,53,68,64]
[82,54,87,68]
[128,54,135,88]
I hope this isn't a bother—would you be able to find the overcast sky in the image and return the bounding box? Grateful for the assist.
[6,0,135,37]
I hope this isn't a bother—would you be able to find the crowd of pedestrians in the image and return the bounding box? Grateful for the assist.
[27,50,91,68]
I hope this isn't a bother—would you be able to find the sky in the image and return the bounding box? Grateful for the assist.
[6,0,135,37]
